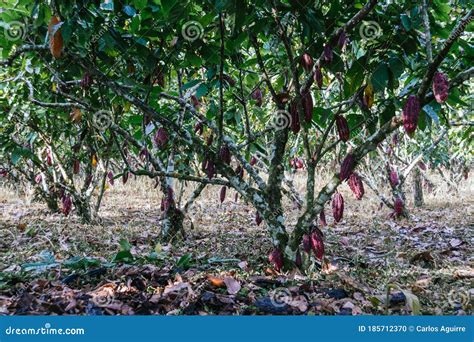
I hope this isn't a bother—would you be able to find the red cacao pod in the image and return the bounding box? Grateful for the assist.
[348,172,364,200]
[269,248,284,272]
[35,174,42,184]
[290,158,304,169]
[295,249,302,267]
[402,95,420,135]
[332,192,344,223]
[339,153,354,181]
[300,52,314,72]
[219,145,231,165]
[250,156,257,166]
[314,66,323,89]
[302,92,313,123]
[394,197,404,217]
[310,228,325,260]
[61,195,72,216]
[255,211,263,226]
[290,100,301,134]
[251,88,263,107]
[418,161,427,171]
[335,115,350,142]
[220,186,226,203]
[389,169,399,187]
[191,95,201,109]
[319,210,327,226]
[154,127,169,148]
[302,234,311,254]
[107,171,114,185]
[432,72,449,104]
[323,44,333,64]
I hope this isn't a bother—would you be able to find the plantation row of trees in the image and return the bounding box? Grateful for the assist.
[0,0,472,270]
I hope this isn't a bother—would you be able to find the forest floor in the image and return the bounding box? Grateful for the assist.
[0,173,472,316]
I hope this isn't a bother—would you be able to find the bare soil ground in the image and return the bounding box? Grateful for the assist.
[0,174,472,315]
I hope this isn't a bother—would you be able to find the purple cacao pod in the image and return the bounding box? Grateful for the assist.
[250,156,257,166]
[61,195,72,216]
[255,211,263,226]
[323,44,333,64]
[300,52,314,72]
[302,92,313,123]
[394,197,404,217]
[402,95,420,135]
[251,88,263,107]
[290,100,301,134]
[335,115,350,142]
[348,172,364,200]
[269,248,284,272]
[432,72,449,104]
[154,127,169,148]
[107,171,114,186]
[337,31,347,49]
[389,169,399,187]
[220,186,226,203]
[314,66,323,89]
[319,210,327,226]
[340,153,354,181]
[219,145,231,165]
[80,72,92,89]
[310,228,325,260]
[302,234,311,254]
[332,192,344,223]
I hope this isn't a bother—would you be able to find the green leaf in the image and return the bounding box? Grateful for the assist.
[176,253,193,268]
[400,14,411,31]
[119,238,132,252]
[113,250,134,262]
[371,63,389,92]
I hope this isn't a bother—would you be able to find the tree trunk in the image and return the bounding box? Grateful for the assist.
[413,168,424,207]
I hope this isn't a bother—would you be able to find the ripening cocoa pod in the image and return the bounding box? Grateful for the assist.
[73,159,80,174]
[219,145,231,165]
[302,92,313,123]
[154,127,169,148]
[220,186,226,203]
[314,66,323,89]
[302,234,311,254]
[348,172,364,200]
[80,72,92,89]
[295,249,302,267]
[48,16,63,59]
[191,95,201,109]
[432,72,449,104]
[389,169,399,187]
[251,88,263,107]
[300,52,314,72]
[206,160,215,180]
[61,195,72,216]
[269,248,284,272]
[335,115,350,142]
[35,174,42,184]
[290,100,300,134]
[223,74,236,87]
[332,192,344,223]
[310,228,324,260]
[418,161,427,171]
[402,95,420,135]
[290,158,304,169]
[337,31,347,49]
[339,153,354,181]
[122,172,129,184]
[323,44,333,64]
[194,121,204,135]
[255,211,263,226]
[107,171,114,186]
[363,83,374,109]
[319,210,327,226]
[394,197,404,217]
[250,156,257,166]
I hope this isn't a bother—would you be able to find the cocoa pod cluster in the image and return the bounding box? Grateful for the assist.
[402,95,420,135]
[332,192,344,223]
